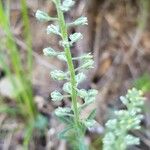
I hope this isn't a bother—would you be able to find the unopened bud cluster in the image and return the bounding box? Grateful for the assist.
[103,88,145,150]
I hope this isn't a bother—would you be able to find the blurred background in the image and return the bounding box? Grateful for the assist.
[0,0,150,149]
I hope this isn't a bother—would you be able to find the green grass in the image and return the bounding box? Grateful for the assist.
[36,0,97,149]
[0,1,47,149]
[21,0,33,75]
[134,73,150,93]
[0,0,36,121]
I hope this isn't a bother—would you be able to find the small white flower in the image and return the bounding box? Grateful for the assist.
[47,24,61,36]
[43,47,57,56]
[71,16,88,26]
[50,70,67,81]
[51,91,63,101]
[60,0,75,12]
[75,72,86,84]
[63,82,72,94]
[57,52,67,61]
[69,33,83,45]
[35,10,50,22]
[81,59,94,69]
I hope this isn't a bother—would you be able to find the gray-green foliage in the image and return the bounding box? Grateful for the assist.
[36,0,98,149]
[103,88,144,150]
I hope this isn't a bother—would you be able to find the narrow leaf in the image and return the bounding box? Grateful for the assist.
[87,109,97,120]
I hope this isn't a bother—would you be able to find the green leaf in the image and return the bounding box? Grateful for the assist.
[58,126,73,139]
[72,53,93,61]
[23,122,34,149]
[55,107,72,117]
[0,105,19,115]
[134,73,150,93]
[82,53,93,62]
[87,109,96,120]
[34,114,48,130]
[83,119,96,128]
[58,115,74,124]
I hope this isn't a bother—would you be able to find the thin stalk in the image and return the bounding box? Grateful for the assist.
[54,1,86,149]
[21,0,33,76]
[0,1,36,121]
[55,0,79,126]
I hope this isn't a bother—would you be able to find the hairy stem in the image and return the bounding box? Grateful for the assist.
[54,0,86,149]
[55,0,79,126]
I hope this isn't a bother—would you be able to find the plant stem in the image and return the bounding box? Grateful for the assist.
[55,0,79,126]
[54,1,88,149]
[54,1,87,149]
[21,0,33,76]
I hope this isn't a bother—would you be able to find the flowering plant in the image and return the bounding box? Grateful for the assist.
[103,88,144,150]
[36,0,97,149]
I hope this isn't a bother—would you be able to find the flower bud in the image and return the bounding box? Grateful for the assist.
[43,47,57,56]
[82,53,93,61]
[63,82,72,94]
[72,17,88,26]
[60,0,75,12]
[57,52,67,61]
[50,70,67,81]
[51,91,63,101]
[47,24,61,36]
[75,72,86,84]
[77,89,88,99]
[35,10,51,22]
[82,59,94,69]
[69,33,83,45]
